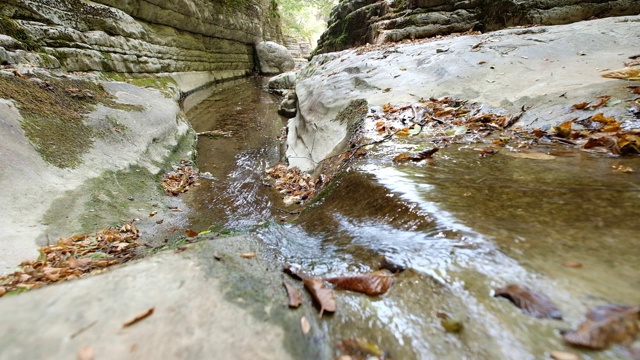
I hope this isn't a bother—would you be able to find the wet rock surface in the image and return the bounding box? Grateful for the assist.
[288,15,640,170]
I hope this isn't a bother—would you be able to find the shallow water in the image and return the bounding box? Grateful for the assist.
[185,77,640,359]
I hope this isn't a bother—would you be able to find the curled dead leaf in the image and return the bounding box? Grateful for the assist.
[393,147,439,163]
[563,304,640,349]
[553,121,573,138]
[303,278,336,316]
[494,284,563,319]
[240,253,256,259]
[326,270,396,296]
[185,229,198,237]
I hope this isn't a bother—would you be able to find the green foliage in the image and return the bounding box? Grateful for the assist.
[275,0,337,43]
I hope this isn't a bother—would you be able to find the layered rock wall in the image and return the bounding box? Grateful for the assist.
[0,0,284,91]
[315,0,640,54]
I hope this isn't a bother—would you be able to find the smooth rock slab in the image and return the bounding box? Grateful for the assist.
[0,236,299,360]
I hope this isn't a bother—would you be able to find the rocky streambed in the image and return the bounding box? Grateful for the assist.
[0,14,639,360]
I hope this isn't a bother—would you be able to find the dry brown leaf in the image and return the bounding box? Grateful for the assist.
[303,278,336,315]
[590,113,620,132]
[185,229,198,237]
[240,253,256,259]
[563,261,583,268]
[122,308,154,328]
[283,281,302,308]
[553,121,573,138]
[393,147,439,163]
[602,67,640,81]
[563,304,640,349]
[617,134,640,155]
[572,102,590,110]
[494,284,563,319]
[326,270,396,296]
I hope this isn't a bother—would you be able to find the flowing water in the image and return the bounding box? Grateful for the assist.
[184,77,640,360]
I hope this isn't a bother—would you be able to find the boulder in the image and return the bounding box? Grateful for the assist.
[278,91,298,118]
[256,41,295,75]
[267,71,296,94]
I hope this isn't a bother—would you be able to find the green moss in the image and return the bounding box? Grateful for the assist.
[0,73,135,168]
[0,15,40,51]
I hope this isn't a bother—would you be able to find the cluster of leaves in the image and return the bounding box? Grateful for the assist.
[284,264,397,315]
[495,284,640,351]
[161,160,200,196]
[0,224,141,297]
[265,163,316,205]
[534,92,640,156]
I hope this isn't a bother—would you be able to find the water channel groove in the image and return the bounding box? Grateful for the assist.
[184,77,640,360]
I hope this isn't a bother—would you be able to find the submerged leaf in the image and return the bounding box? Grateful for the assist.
[494,284,563,319]
[283,281,302,308]
[563,304,640,349]
[303,278,336,315]
[337,338,386,359]
[393,147,439,163]
[326,270,396,296]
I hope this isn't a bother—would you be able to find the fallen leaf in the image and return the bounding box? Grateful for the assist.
[122,308,154,328]
[283,264,310,281]
[563,261,583,268]
[149,211,157,217]
[185,229,198,237]
[550,350,580,360]
[303,278,336,316]
[436,312,464,333]
[240,253,256,259]
[602,67,640,81]
[393,147,439,163]
[563,304,640,349]
[337,338,386,359]
[590,113,620,132]
[572,102,590,110]
[617,134,640,155]
[553,121,573,138]
[283,281,302,308]
[300,316,311,335]
[494,284,563,319]
[326,270,396,296]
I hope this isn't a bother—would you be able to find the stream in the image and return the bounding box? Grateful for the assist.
[183,77,640,360]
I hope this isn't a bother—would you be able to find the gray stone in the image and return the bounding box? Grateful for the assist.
[0,35,22,50]
[267,71,297,93]
[0,236,305,359]
[315,0,640,54]
[288,15,640,171]
[278,91,298,118]
[256,41,295,75]
[0,47,8,64]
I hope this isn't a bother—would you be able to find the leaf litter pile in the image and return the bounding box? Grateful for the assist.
[0,224,141,297]
[161,160,200,196]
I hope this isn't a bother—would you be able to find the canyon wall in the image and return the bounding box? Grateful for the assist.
[0,0,283,92]
[315,0,640,54]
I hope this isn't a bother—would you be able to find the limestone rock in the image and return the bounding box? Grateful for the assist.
[256,41,295,75]
[268,71,297,94]
[315,0,640,54]
[278,91,298,119]
[0,47,9,64]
